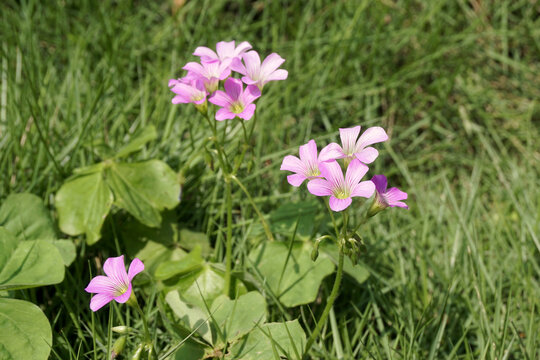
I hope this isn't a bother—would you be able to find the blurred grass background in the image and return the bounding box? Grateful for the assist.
[1,0,539,359]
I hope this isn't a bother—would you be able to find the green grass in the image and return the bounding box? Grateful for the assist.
[1,0,540,359]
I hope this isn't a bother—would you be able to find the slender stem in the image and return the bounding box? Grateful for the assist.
[230,174,275,242]
[133,300,157,360]
[303,247,344,358]
[324,199,339,238]
[223,178,233,296]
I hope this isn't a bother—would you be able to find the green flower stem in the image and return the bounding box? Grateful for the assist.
[129,295,157,360]
[230,174,275,242]
[303,245,344,359]
[223,177,233,296]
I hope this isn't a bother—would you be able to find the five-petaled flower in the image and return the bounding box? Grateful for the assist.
[85,256,144,312]
[209,78,261,121]
[169,78,207,105]
[280,139,323,187]
[182,60,231,93]
[232,51,288,90]
[368,174,408,216]
[319,126,388,164]
[193,40,252,64]
[308,159,375,212]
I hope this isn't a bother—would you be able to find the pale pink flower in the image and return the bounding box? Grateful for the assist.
[85,256,144,312]
[280,140,323,187]
[169,77,207,104]
[208,78,261,121]
[182,60,231,93]
[193,40,252,63]
[371,175,408,209]
[319,126,388,164]
[307,159,375,212]
[231,51,288,89]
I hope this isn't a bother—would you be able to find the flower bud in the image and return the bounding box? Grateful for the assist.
[367,193,387,217]
[311,241,320,262]
[111,336,126,359]
[131,344,145,360]
[112,326,134,334]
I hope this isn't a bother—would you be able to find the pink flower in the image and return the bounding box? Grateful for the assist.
[208,78,261,121]
[280,140,323,187]
[319,126,388,164]
[308,159,375,212]
[193,40,252,63]
[169,77,207,104]
[182,60,231,93]
[85,256,144,312]
[371,175,408,210]
[231,51,288,89]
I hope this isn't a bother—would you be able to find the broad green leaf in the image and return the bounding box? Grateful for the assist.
[115,125,157,158]
[51,239,77,266]
[321,242,370,284]
[249,242,335,307]
[226,320,306,360]
[270,200,320,239]
[0,232,65,291]
[106,160,180,228]
[56,171,113,244]
[0,298,52,360]
[211,292,267,346]
[165,290,213,344]
[0,193,55,241]
[170,339,207,360]
[0,228,17,270]
[180,228,211,256]
[155,246,203,280]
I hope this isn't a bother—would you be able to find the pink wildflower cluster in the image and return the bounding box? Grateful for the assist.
[169,41,287,121]
[281,125,408,212]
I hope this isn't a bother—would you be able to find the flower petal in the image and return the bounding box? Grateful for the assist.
[234,41,252,56]
[287,174,306,187]
[319,160,344,189]
[242,51,261,79]
[356,126,388,150]
[371,175,388,194]
[85,275,116,295]
[355,147,379,164]
[299,140,318,168]
[280,155,304,174]
[339,126,361,155]
[345,159,369,190]
[350,180,375,198]
[329,196,352,212]
[319,143,345,162]
[182,62,205,78]
[224,78,243,100]
[240,85,261,105]
[193,46,218,61]
[90,293,113,312]
[215,108,236,121]
[307,179,333,196]
[209,90,231,107]
[266,69,288,81]
[216,41,235,60]
[103,256,129,288]
[231,58,247,75]
[385,187,408,206]
[238,103,256,120]
[113,283,132,303]
[240,76,257,85]
[261,53,286,77]
[128,258,145,281]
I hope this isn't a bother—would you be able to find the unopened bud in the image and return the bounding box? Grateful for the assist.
[131,344,145,360]
[367,193,387,217]
[111,336,126,359]
[112,326,134,334]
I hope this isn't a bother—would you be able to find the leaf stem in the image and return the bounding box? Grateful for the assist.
[223,178,233,296]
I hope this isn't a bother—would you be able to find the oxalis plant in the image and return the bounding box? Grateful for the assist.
[82,41,408,360]
[280,126,409,356]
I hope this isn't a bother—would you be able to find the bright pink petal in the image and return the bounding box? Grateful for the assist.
[390,201,408,209]
[128,258,144,281]
[287,174,306,187]
[345,159,369,190]
[261,53,285,77]
[215,108,236,121]
[217,59,232,79]
[113,283,132,303]
[355,147,379,164]
[299,140,318,167]
[241,76,257,85]
[224,78,243,100]
[240,85,261,105]
[371,175,388,193]
[307,179,333,196]
[356,126,388,150]
[319,143,345,162]
[231,58,247,75]
[103,256,129,288]
[172,95,189,104]
[168,79,179,87]
[350,181,375,198]
[216,41,235,60]
[329,196,352,212]
[385,187,408,204]
[339,126,361,155]
[193,46,218,61]
[85,275,116,295]
[280,155,305,174]
[182,62,205,78]
[266,69,288,81]
[90,293,113,312]
[238,103,256,120]
[319,160,344,189]
[234,41,252,56]
[209,90,232,107]
[242,51,261,79]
